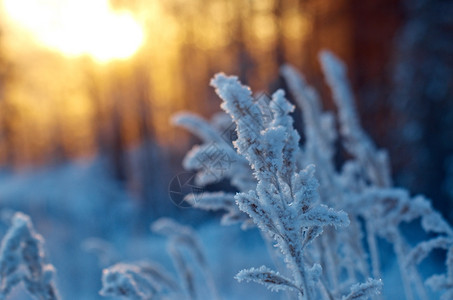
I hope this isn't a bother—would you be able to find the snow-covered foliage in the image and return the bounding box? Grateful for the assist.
[174,50,453,299]
[100,218,218,300]
[100,262,181,300]
[0,212,59,300]
[210,73,351,299]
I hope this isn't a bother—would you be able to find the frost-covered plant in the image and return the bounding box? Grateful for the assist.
[209,73,382,300]
[151,218,220,300]
[100,218,218,300]
[174,50,453,299]
[100,261,181,300]
[0,212,59,300]
[317,51,453,300]
[281,62,371,294]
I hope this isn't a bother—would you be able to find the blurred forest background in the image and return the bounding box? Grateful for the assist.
[0,0,452,222]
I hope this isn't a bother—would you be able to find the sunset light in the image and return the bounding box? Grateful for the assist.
[2,0,144,62]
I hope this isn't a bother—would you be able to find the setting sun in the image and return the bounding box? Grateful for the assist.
[2,0,144,62]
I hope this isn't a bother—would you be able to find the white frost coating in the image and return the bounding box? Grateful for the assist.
[342,278,383,300]
[281,64,336,169]
[235,265,302,293]
[100,263,155,300]
[211,73,349,300]
[282,63,371,291]
[100,261,182,300]
[0,212,59,300]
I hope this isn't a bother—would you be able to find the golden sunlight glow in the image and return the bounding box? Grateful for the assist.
[2,0,144,62]
[0,0,314,163]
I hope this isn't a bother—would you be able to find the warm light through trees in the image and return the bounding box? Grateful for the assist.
[3,0,144,62]
[0,0,399,169]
